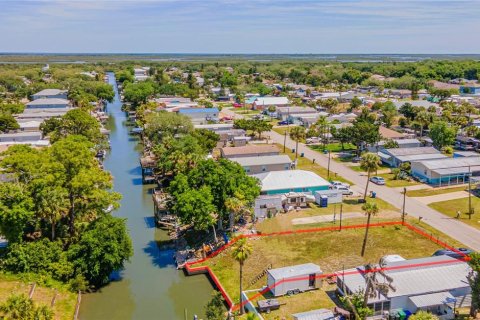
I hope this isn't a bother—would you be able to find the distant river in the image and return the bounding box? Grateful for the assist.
[78,72,214,320]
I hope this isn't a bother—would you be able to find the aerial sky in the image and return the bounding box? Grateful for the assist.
[0,0,479,54]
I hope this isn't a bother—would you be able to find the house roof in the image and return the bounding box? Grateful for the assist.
[253,170,330,192]
[378,138,420,146]
[379,126,405,139]
[292,309,335,320]
[33,89,67,96]
[268,263,322,280]
[341,256,470,301]
[277,106,317,114]
[408,292,456,308]
[221,145,279,157]
[418,157,480,175]
[26,98,69,106]
[253,97,289,106]
[385,147,440,157]
[230,155,291,167]
[178,108,218,114]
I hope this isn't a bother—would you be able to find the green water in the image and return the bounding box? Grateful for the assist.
[78,73,215,320]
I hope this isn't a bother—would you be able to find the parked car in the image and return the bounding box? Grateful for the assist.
[370,176,386,185]
[433,248,473,259]
[331,181,350,188]
[278,120,293,126]
[306,137,320,144]
[233,103,243,108]
[334,185,353,195]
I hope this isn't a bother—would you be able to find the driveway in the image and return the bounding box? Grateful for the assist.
[413,191,471,205]
[268,130,480,250]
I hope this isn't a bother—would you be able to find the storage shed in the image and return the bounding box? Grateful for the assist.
[267,263,322,297]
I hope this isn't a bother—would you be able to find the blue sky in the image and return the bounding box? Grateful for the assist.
[0,0,479,54]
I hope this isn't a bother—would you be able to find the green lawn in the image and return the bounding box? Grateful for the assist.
[407,186,468,197]
[310,143,356,153]
[429,196,480,230]
[272,126,294,137]
[377,173,421,188]
[202,223,452,318]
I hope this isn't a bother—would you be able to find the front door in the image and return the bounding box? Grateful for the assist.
[308,274,316,287]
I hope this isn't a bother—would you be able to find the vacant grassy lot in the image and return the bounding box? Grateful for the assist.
[0,274,77,320]
[429,196,480,230]
[202,223,450,318]
[310,143,356,153]
[407,185,468,197]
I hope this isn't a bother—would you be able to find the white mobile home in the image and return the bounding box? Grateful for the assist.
[32,89,68,100]
[267,263,322,296]
[378,147,446,168]
[411,157,480,186]
[337,256,471,319]
[26,98,70,109]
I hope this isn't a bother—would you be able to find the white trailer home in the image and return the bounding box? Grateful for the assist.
[266,263,322,297]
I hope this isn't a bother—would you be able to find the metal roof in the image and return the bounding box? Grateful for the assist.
[292,309,335,320]
[230,155,291,167]
[340,256,471,301]
[420,157,480,170]
[221,145,279,157]
[178,108,218,114]
[26,98,69,106]
[253,170,330,192]
[385,147,440,157]
[253,96,289,105]
[268,263,322,280]
[397,153,447,163]
[408,292,455,308]
[33,89,67,96]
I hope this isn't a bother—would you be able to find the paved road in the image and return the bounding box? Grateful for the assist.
[267,130,480,251]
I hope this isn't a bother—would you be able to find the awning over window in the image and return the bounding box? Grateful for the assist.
[409,292,456,308]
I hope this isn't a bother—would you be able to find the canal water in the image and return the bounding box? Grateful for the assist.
[78,73,214,320]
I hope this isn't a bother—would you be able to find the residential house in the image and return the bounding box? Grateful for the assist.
[16,107,72,121]
[177,108,219,125]
[220,145,280,159]
[252,170,331,195]
[26,98,70,109]
[276,106,317,120]
[252,96,289,110]
[384,89,412,99]
[230,155,292,174]
[379,126,406,140]
[32,89,68,100]
[134,67,149,81]
[378,147,446,168]
[411,157,480,186]
[336,255,471,319]
[460,84,480,95]
[327,113,357,123]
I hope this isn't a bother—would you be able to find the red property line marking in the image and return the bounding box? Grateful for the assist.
[185,221,470,311]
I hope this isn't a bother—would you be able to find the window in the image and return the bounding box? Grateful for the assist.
[262,166,267,172]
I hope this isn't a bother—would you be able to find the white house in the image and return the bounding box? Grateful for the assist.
[411,157,480,186]
[252,170,331,195]
[252,96,289,110]
[378,147,446,168]
[337,255,471,319]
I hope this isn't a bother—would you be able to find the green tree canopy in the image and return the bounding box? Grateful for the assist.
[428,121,457,149]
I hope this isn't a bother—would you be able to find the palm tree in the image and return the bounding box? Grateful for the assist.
[231,238,253,315]
[360,153,381,201]
[36,187,67,240]
[360,202,379,257]
[225,197,245,231]
[314,116,329,149]
[289,126,306,160]
[414,110,431,137]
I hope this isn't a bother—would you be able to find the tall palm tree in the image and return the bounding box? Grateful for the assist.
[360,202,379,257]
[36,186,67,240]
[231,238,253,315]
[289,126,306,160]
[314,116,329,149]
[360,153,381,201]
[415,110,431,137]
[225,197,245,231]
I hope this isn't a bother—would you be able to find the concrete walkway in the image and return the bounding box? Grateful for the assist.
[413,191,471,205]
[267,130,480,250]
[292,212,363,225]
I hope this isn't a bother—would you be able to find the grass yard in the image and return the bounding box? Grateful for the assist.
[429,196,480,230]
[0,274,77,320]
[276,143,353,185]
[202,223,451,318]
[310,143,356,153]
[272,126,295,137]
[406,185,467,197]
[377,173,420,188]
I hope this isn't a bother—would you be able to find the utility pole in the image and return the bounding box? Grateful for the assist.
[402,187,407,225]
[468,165,472,219]
[327,150,331,179]
[283,131,287,153]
